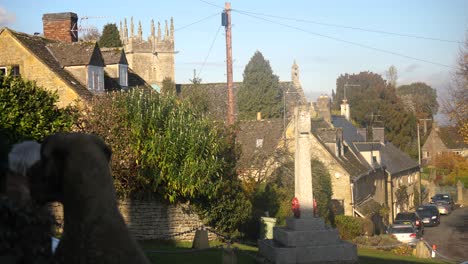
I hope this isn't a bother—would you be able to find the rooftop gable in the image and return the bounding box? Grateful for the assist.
[46,41,105,67]
[101,48,128,65]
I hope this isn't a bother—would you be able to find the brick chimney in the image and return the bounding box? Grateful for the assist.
[42,12,78,43]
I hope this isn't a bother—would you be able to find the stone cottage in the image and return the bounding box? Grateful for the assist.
[0,12,149,107]
[307,96,420,222]
[422,122,467,165]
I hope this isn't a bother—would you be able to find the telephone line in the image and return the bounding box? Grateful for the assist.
[197,25,222,78]
[234,10,454,69]
[175,12,220,32]
[232,9,462,44]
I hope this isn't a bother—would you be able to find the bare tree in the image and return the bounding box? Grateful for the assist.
[385,65,398,87]
[444,31,468,143]
[79,26,101,42]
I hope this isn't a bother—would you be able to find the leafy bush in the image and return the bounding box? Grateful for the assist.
[79,89,250,233]
[352,234,400,250]
[391,245,414,256]
[335,215,362,240]
[0,74,77,145]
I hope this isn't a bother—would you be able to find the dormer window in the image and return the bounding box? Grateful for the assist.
[119,64,128,87]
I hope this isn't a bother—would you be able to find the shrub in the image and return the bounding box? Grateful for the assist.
[391,245,414,256]
[352,234,400,250]
[335,215,362,240]
[0,74,77,145]
[79,89,250,234]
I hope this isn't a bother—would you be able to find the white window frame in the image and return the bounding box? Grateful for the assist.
[0,67,6,76]
[119,64,128,87]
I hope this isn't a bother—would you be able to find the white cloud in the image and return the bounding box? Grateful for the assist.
[0,7,16,26]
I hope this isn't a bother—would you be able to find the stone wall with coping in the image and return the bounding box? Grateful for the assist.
[49,200,216,241]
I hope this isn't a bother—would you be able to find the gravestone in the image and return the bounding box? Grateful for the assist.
[258,105,358,264]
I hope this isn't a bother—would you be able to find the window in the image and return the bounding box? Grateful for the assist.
[119,64,128,87]
[87,66,104,91]
[0,67,7,76]
[372,156,377,164]
[11,66,20,77]
[0,66,19,77]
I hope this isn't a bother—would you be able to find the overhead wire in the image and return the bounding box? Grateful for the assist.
[197,0,225,9]
[175,12,220,32]
[197,25,223,79]
[231,9,463,44]
[233,10,454,69]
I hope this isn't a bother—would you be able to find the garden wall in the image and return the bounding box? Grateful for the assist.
[50,200,216,241]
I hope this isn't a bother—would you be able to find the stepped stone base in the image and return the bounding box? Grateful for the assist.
[258,217,358,264]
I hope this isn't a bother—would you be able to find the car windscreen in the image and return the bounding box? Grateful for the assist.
[389,227,414,234]
[395,214,415,221]
[416,208,434,217]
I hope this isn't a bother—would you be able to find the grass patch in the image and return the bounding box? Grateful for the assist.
[139,240,257,264]
[358,248,451,264]
[139,240,451,264]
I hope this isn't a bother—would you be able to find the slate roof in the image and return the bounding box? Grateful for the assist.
[311,117,371,179]
[6,29,92,100]
[176,81,306,122]
[236,119,284,169]
[101,48,128,65]
[380,143,419,175]
[46,42,104,67]
[332,116,364,142]
[354,142,382,152]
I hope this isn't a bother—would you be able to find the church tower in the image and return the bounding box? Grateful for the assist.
[292,60,300,88]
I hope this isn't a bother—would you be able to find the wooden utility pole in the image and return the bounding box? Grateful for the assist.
[223,2,234,125]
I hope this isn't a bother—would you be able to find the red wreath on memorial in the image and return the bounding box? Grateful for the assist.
[291,197,300,218]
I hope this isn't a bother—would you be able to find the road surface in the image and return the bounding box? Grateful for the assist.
[423,206,468,263]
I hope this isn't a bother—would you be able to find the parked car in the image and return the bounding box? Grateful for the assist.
[394,211,424,236]
[416,204,440,227]
[434,200,452,215]
[387,224,419,246]
[431,193,454,214]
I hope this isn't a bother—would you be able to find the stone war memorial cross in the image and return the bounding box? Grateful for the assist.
[258,105,358,264]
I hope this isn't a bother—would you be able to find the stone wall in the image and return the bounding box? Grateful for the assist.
[49,200,216,241]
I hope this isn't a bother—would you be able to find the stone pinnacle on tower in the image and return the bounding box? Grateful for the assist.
[138,20,142,41]
[119,21,122,40]
[164,20,169,39]
[157,21,161,41]
[130,17,134,37]
[170,17,174,39]
[150,19,155,37]
[123,18,128,41]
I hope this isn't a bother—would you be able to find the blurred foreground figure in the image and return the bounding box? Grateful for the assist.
[28,133,150,264]
[0,140,54,264]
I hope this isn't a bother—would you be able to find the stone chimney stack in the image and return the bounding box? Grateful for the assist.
[340,99,350,121]
[316,95,331,123]
[372,127,385,143]
[42,12,78,43]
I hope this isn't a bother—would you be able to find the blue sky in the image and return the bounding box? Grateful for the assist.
[1,0,467,101]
